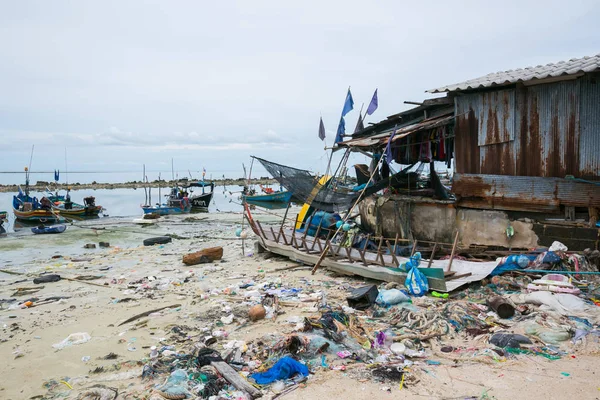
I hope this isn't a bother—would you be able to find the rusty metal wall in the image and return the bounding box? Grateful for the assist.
[453,173,600,212]
[579,74,600,178]
[454,76,598,179]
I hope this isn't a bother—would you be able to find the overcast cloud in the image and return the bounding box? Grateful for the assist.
[1,0,599,180]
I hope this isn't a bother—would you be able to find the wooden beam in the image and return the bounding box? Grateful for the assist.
[385,240,399,267]
[426,243,437,269]
[211,361,262,398]
[376,237,385,266]
[410,239,418,257]
[447,231,459,273]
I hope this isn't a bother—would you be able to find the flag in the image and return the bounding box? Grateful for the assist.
[385,126,397,165]
[54,170,59,182]
[341,89,354,117]
[354,112,364,133]
[366,89,378,115]
[335,117,346,144]
[318,117,326,141]
[335,88,354,143]
[202,167,206,177]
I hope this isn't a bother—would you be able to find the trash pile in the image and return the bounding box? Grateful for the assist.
[30,241,600,399]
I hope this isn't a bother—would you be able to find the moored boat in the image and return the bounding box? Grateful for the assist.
[31,224,67,234]
[0,211,7,234]
[48,194,103,218]
[13,193,62,223]
[243,190,293,203]
[184,182,214,210]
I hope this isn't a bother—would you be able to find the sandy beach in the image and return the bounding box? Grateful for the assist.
[1,211,599,400]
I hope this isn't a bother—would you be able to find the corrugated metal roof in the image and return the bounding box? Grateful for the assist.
[428,54,600,93]
[338,113,454,148]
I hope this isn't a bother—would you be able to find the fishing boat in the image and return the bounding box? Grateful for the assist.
[243,190,293,203]
[141,184,192,216]
[48,193,103,218]
[184,181,215,210]
[0,211,7,234]
[31,224,67,234]
[13,191,62,223]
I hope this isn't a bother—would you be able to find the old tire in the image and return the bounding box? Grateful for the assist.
[143,236,172,246]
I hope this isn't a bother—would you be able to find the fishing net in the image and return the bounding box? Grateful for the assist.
[253,156,359,212]
[254,157,428,213]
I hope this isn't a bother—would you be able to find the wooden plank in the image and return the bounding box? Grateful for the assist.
[269,227,279,243]
[279,227,289,245]
[447,231,459,273]
[410,239,418,257]
[385,240,399,267]
[445,272,472,281]
[376,237,385,266]
[256,220,267,239]
[211,361,262,398]
[426,243,438,268]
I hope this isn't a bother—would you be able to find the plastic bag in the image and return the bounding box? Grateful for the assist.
[52,332,91,350]
[404,254,429,296]
[158,369,191,398]
[376,289,411,307]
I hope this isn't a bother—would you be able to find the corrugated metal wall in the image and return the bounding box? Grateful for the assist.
[454,75,600,178]
[580,75,600,178]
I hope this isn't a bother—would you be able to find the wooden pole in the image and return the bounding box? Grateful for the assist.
[426,243,437,268]
[446,231,459,272]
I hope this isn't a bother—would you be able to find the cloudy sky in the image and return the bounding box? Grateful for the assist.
[1,0,599,182]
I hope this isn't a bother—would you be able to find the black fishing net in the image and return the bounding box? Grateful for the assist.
[254,157,429,213]
[253,156,359,212]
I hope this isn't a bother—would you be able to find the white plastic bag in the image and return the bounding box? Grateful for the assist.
[52,332,91,350]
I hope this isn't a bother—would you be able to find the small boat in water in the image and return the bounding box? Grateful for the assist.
[0,211,7,235]
[142,187,192,215]
[184,181,214,211]
[13,192,63,223]
[243,189,293,203]
[31,224,67,234]
[48,193,103,218]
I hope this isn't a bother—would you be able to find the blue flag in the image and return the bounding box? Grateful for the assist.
[54,170,59,182]
[335,88,354,143]
[366,89,378,115]
[385,126,396,165]
[341,89,354,117]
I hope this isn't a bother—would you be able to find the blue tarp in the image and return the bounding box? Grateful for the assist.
[297,211,340,237]
[250,357,309,385]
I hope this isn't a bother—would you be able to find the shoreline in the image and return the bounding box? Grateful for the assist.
[0,178,278,193]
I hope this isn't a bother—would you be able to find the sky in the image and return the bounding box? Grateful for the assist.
[1,0,599,182]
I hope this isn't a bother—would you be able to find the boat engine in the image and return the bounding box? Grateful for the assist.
[83,196,96,207]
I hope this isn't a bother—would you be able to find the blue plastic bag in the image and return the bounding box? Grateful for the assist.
[404,252,429,296]
[250,356,309,385]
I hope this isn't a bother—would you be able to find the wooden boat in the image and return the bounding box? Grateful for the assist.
[48,195,103,218]
[0,211,7,234]
[243,190,293,203]
[31,224,67,234]
[141,187,192,216]
[13,193,62,223]
[244,204,499,293]
[183,182,214,210]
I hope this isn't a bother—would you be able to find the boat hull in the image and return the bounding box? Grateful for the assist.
[52,205,102,217]
[243,191,292,203]
[31,224,67,234]
[190,192,214,209]
[13,207,61,223]
[141,205,191,215]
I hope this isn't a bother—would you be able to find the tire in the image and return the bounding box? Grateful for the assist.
[143,236,172,246]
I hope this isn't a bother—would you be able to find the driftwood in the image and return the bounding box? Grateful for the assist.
[62,277,110,288]
[211,361,262,398]
[0,269,24,276]
[117,304,181,326]
[182,247,223,266]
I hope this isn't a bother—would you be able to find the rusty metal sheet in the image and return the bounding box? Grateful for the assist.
[478,90,515,146]
[579,74,600,178]
[453,173,600,212]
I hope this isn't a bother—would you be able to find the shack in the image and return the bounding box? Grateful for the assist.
[340,54,600,251]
